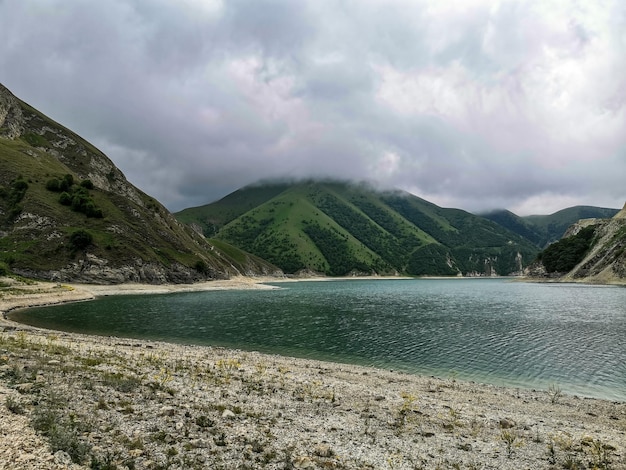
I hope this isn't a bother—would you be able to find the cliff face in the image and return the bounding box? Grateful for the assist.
[563,203,626,284]
[527,203,626,284]
[0,84,279,283]
[0,85,25,139]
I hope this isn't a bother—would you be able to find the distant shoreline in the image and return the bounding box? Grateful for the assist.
[3,274,624,321]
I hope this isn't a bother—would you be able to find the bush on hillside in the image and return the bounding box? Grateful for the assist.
[46,178,61,192]
[62,174,74,189]
[69,229,93,251]
[194,259,210,274]
[1,178,29,223]
[80,179,94,189]
[59,192,72,205]
[0,261,10,276]
[48,176,103,218]
[8,178,28,205]
[46,174,74,192]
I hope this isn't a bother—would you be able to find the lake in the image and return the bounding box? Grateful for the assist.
[11,278,626,401]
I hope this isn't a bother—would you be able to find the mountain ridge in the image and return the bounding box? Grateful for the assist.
[481,206,620,248]
[176,179,539,277]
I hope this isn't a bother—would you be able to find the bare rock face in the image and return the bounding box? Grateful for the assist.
[565,210,626,283]
[0,84,25,139]
[562,218,600,239]
[15,255,217,285]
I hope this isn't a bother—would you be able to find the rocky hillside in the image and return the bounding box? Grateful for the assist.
[527,203,626,284]
[482,206,619,248]
[561,203,626,283]
[0,83,279,283]
[176,180,539,277]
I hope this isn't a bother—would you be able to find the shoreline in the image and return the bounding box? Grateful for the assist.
[3,274,625,399]
[1,276,625,468]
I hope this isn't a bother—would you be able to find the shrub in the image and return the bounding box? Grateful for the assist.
[69,230,93,251]
[84,202,103,218]
[46,178,62,192]
[66,188,103,218]
[0,261,11,276]
[59,192,72,205]
[11,179,29,193]
[194,259,210,274]
[5,396,25,414]
[61,174,74,191]
[80,179,94,189]
[3,179,29,220]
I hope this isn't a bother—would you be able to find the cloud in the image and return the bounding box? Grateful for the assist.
[1,0,624,214]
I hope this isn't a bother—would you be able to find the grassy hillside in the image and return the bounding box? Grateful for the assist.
[0,84,278,282]
[483,206,620,248]
[176,180,539,276]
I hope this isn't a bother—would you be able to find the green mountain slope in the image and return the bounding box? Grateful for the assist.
[528,204,626,283]
[483,206,620,248]
[176,180,539,276]
[0,83,278,283]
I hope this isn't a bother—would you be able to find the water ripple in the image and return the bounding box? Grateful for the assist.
[13,279,626,401]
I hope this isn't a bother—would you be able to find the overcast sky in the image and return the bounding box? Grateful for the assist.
[1,0,624,215]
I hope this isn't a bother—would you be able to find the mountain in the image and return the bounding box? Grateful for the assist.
[483,206,620,248]
[528,204,626,283]
[176,180,539,277]
[0,83,279,283]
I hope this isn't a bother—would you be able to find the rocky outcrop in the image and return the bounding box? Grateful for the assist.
[14,255,221,285]
[562,218,601,238]
[614,202,626,220]
[527,203,626,284]
[563,204,626,283]
[0,84,25,139]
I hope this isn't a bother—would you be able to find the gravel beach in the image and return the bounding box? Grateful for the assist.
[1,278,624,469]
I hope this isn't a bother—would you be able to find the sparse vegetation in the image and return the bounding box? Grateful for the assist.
[5,395,25,414]
[500,429,519,458]
[548,383,562,404]
[46,174,103,218]
[0,324,623,469]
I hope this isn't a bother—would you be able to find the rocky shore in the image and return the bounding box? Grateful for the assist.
[1,278,625,469]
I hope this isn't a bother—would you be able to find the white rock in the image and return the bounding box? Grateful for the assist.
[53,450,72,465]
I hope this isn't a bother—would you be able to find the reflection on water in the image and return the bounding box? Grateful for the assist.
[12,279,626,401]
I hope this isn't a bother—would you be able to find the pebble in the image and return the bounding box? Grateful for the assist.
[499,418,516,429]
[221,409,236,419]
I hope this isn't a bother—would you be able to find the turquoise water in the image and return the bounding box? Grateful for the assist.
[12,278,626,401]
